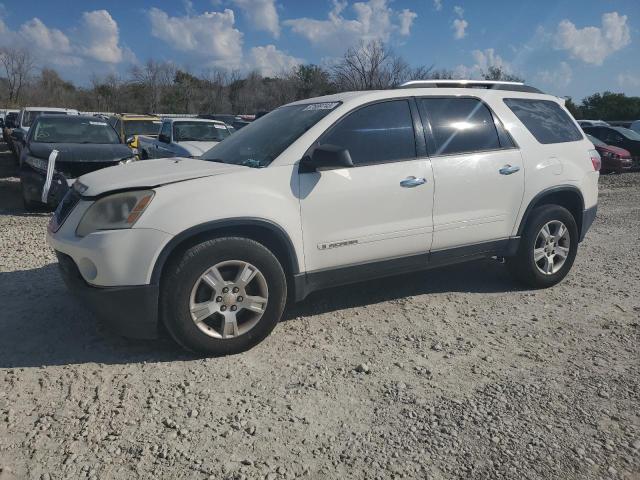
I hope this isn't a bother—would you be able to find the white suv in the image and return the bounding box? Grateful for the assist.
[47,80,599,355]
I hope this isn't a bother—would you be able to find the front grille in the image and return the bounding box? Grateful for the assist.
[51,189,80,232]
[56,161,119,179]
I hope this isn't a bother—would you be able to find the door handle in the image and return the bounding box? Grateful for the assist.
[400,176,427,188]
[499,165,520,175]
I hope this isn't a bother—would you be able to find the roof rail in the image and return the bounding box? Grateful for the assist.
[398,80,543,94]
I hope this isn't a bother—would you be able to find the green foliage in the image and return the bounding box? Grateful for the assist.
[576,92,640,121]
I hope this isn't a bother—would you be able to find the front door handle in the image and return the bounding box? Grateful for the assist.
[400,176,427,188]
[499,165,521,175]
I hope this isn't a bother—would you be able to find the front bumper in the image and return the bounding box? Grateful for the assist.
[56,251,160,339]
[20,165,70,207]
[580,205,597,242]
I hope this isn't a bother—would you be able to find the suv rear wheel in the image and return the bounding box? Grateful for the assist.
[162,237,287,356]
[508,205,578,288]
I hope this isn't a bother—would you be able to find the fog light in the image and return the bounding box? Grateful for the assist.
[78,258,98,281]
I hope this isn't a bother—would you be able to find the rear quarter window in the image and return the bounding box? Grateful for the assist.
[504,99,583,144]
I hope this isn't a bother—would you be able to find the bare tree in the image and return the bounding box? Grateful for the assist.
[0,47,35,106]
[332,41,432,91]
[130,60,176,113]
[482,66,524,83]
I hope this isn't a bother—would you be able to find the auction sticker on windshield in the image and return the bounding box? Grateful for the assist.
[302,102,340,111]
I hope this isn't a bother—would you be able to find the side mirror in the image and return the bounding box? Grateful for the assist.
[125,135,136,145]
[299,144,354,173]
[158,133,170,143]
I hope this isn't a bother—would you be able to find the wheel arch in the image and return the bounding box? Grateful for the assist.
[150,218,300,287]
[517,186,585,238]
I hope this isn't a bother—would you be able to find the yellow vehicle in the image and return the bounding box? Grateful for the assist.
[107,114,162,149]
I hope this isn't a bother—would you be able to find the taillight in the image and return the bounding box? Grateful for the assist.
[589,149,601,171]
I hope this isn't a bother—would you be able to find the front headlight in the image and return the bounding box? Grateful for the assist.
[119,157,136,165]
[76,190,154,237]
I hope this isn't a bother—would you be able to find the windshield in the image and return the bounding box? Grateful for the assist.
[201,102,341,168]
[613,126,640,141]
[173,122,230,142]
[32,116,121,144]
[586,134,606,147]
[23,111,67,128]
[124,120,162,137]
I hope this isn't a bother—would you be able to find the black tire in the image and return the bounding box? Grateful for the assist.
[508,205,578,288]
[161,237,287,356]
[139,149,148,160]
[21,184,43,212]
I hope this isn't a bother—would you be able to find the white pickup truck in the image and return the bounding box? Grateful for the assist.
[138,118,232,159]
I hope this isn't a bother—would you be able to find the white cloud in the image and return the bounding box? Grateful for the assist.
[452,18,467,40]
[455,48,513,78]
[75,10,123,63]
[232,0,280,38]
[433,0,443,11]
[398,9,417,36]
[250,44,302,76]
[148,8,243,68]
[617,72,640,88]
[453,6,464,17]
[535,61,573,89]
[0,10,132,68]
[284,0,417,53]
[554,12,630,65]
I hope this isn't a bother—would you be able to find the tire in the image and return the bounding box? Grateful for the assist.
[139,149,148,160]
[21,184,43,212]
[508,205,578,288]
[161,237,287,356]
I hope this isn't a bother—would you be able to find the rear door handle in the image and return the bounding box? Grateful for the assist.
[499,165,521,175]
[400,176,427,188]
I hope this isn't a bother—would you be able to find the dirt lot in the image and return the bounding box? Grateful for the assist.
[0,145,639,480]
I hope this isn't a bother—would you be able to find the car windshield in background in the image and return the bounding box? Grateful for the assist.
[124,120,162,137]
[613,127,640,141]
[23,111,67,128]
[32,117,120,144]
[173,122,230,142]
[201,102,341,168]
[586,134,606,147]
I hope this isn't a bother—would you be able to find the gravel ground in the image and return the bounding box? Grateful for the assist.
[0,145,639,480]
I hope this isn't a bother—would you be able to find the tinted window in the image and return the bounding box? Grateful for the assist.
[201,102,340,168]
[504,99,582,144]
[31,116,120,144]
[418,98,501,155]
[123,120,162,137]
[321,100,416,165]
[160,121,171,139]
[173,121,231,142]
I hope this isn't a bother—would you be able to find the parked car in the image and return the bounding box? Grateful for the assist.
[585,134,633,174]
[630,120,640,134]
[48,80,599,355]
[138,118,232,159]
[582,125,640,169]
[198,114,249,131]
[20,115,135,211]
[12,107,79,162]
[107,114,162,149]
[3,112,18,147]
[577,120,609,128]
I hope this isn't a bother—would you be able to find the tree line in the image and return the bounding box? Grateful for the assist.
[0,40,638,120]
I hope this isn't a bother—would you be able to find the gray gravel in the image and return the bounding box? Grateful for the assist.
[1,146,639,480]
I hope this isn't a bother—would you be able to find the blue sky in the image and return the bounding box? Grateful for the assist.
[1,0,638,100]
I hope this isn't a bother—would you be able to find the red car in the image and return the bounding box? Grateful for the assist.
[586,134,633,174]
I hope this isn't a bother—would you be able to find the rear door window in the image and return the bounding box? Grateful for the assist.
[321,100,416,166]
[504,99,583,144]
[418,98,503,155]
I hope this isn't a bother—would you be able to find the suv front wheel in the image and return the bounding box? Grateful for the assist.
[508,205,578,288]
[162,237,287,356]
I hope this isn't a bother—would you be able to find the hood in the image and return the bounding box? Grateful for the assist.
[29,143,133,162]
[177,140,219,157]
[78,158,246,196]
[596,144,631,158]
